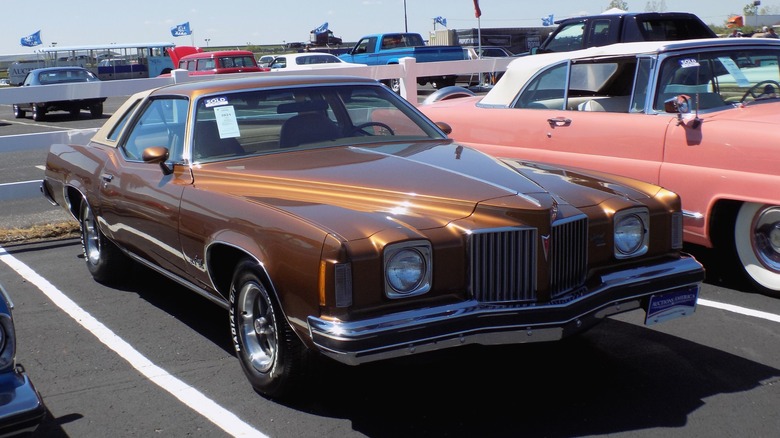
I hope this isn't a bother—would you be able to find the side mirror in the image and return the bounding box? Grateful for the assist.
[664,94,702,129]
[435,121,452,135]
[142,146,173,175]
[663,94,691,114]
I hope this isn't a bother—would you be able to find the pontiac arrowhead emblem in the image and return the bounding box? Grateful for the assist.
[541,234,551,261]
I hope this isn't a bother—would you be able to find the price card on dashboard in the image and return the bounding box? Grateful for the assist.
[214,105,241,138]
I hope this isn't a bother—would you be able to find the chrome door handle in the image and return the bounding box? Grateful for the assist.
[547,117,572,127]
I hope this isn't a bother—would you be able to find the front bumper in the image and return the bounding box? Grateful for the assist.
[308,255,704,365]
[0,365,45,437]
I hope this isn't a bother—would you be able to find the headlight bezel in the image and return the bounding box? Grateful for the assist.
[384,241,432,299]
[614,207,649,259]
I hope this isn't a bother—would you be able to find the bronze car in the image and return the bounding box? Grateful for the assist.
[42,75,704,399]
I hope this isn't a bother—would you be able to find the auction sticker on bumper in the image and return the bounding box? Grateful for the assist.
[645,285,699,326]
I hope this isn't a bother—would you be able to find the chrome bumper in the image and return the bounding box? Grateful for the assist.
[0,366,45,437]
[308,255,704,366]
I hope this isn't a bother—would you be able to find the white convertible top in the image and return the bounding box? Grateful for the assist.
[479,38,780,106]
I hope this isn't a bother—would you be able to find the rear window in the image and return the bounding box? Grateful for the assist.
[628,16,715,41]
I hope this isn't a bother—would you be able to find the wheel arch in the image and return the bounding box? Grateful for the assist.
[206,242,270,299]
[709,198,741,250]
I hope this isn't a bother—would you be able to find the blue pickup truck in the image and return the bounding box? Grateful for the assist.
[339,32,466,92]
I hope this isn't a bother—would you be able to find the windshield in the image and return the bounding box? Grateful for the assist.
[655,49,780,110]
[191,84,445,162]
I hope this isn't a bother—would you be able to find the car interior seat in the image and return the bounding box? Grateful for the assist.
[192,120,244,160]
[279,112,340,148]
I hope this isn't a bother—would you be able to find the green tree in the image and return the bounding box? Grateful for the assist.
[609,0,629,10]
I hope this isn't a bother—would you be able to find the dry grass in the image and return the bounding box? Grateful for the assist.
[0,221,80,244]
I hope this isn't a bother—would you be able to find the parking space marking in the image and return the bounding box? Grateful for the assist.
[0,246,268,438]
[699,298,780,323]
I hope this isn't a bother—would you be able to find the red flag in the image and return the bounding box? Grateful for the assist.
[473,0,482,18]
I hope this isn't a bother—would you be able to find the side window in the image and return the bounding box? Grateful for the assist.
[121,98,189,161]
[513,63,568,109]
[544,22,585,52]
[107,98,142,142]
[355,37,378,54]
[589,19,617,47]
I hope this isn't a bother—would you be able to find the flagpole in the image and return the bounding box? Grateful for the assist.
[404,0,408,32]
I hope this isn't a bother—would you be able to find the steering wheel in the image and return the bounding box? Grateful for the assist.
[351,122,395,136]
[740,80,780,102]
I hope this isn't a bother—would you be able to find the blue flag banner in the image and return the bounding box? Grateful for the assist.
[171,22,192,37]
[542,14,555,26]
[434,16,447,27]
[313,22,329,34]
[20,30,43,47]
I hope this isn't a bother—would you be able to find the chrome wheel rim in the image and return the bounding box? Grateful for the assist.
[752,205,780,273]
[238,282,277,373]
[81,205,101,265]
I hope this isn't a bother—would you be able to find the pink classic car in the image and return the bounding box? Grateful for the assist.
[420,38,780,297]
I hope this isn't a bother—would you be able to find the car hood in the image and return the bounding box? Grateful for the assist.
[192,141,655,240]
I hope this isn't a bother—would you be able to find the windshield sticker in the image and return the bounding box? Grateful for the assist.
[718,57,751,87]
[678,59,700,68]
[204,96,229,108]
[214,106,241,138]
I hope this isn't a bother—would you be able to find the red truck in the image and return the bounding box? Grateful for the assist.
[163,46,269,75]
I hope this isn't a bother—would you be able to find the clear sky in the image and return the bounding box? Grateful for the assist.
[2,0,764,54]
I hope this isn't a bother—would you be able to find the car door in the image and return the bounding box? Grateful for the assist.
[98,97,192,277]
[505,57,671,185]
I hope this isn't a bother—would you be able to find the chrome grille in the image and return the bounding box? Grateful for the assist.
[548,215,588,299]
[469,227,537,303]
[468,216,588,303]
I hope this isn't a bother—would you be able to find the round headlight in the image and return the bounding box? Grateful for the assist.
[615,214,645,255]
[386,248,425,293]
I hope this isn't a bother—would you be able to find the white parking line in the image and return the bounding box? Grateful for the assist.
[0,247,268,438]
[698,298,780,323]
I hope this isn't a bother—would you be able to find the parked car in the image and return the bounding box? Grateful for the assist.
[420,38,780,297]
[459,45,514,86]
[529,11,716,55]
[0,283,46,435]
[42,75,703,399]
[164,47,269,76]
[257,55,276,68]
[268,52,364,70]
[339,32,468,91]
[13,67,106,121]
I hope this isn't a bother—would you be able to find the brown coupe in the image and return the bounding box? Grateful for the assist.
[42,75,704,399]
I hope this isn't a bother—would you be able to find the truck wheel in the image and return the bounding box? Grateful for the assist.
[32,105,45,121]
[90,103,103,118]
[12,105,25,119]
[382,79,401,94]
[230,259,311,399]
[734,202,780,297]
[70,108,80,118]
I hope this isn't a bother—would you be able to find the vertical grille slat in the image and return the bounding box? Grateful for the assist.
[549,216,588,298]
[469,227,537,303]
[468,216,588,303]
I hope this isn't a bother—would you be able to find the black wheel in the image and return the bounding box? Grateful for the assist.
[90,103,103,118]
[734,202,780,297]
[740,80,780,102]
[69,108,80,118]
[388,78,401,94]
[32,105,45,121]
[229,259,310,399]
[12,105,25,119]
[350,122,395,136]
[79,200,126,283]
